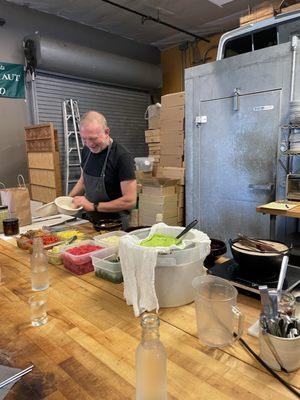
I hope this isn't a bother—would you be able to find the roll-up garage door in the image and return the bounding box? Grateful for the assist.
[31,72,150,191]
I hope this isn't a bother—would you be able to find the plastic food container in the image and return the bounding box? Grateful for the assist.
[92,251,123,283]
[46,244,69,266]
[62,240,104,275]
[94,231,126,249]
[134,157,154,172]
[128,227,210,307]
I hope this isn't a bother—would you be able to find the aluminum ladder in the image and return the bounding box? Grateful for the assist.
[62,99,83,195]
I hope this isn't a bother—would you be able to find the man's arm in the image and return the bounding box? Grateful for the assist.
[72,179,137,212]
[97,179,137,212]
[69,173,85,197]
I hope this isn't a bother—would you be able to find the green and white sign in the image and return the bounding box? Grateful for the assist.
[0,62,25,99]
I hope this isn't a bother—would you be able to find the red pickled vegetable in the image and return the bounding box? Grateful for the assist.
[67,244,102,256]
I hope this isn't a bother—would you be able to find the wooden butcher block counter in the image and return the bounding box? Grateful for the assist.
[0,226,299,400]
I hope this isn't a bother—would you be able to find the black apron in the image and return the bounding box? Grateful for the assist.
[82,140,130,230]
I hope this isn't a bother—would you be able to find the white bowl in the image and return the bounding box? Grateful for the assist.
[54,196,82,216]
[34,202,58,217]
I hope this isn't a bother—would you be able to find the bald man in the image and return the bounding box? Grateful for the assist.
[70,111,137,230]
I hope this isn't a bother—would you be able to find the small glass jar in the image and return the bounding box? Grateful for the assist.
[0,206,9,233]
[278,292,296,317]
[3,218,19,236]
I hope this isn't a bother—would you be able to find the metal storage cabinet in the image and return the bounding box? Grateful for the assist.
[185,41,300,242]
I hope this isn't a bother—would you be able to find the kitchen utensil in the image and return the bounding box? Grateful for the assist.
[42,217,77,229]
[32,215,63,223]
[0,365,34,389]
[269,290,278,319]
[259,285,272,318]
[277,255,289,293]
[237,234,282,253]
[192,275,244,347]
[175,219,198,240]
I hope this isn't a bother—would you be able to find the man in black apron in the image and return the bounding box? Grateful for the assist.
[70,111,137,230]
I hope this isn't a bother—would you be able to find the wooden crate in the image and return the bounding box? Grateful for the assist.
[30,185,57,204]
[24,123,62,203]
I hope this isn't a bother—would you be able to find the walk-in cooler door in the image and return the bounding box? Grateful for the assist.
[188,89,281,242]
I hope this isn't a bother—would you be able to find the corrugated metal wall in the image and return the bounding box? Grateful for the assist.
[32,72,150,191]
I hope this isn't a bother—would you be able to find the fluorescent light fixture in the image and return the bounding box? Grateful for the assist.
[209,0,234,6]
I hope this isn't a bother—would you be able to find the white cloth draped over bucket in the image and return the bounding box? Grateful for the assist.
[119,223,210,317]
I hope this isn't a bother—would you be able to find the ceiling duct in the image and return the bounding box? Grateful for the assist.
[24,33,162,90]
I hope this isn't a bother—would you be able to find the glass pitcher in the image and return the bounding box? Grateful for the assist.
[192,275,244,347]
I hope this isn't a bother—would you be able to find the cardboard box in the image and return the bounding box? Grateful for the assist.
[149,149,161,156]
[130,209,139,227]
[176,184,185,193]
[161,92,185,108]
[141,178,178,196]
[145,129,160,143]
[135,170,153,182]
[148,143,161,150]
[161,118,184,132]
[145,129,160,137]
[156,166,185,185]
[177,206,185,221]
[178,192,185,208]
[139,193,178,205]
[161,106,184,122]
[160,131,184,146]
[159,154,183,167]
[151,155,160,163]
[148,116,160,130]
[160,143,184,155]
[139,214,178,226]
[139,203,177,219]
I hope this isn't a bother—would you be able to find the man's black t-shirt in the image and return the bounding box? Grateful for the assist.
[81,140,135,200]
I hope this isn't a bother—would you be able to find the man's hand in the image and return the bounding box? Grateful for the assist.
[72,196,94,212]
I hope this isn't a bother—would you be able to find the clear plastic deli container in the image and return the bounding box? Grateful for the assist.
[92,252,123,283]
[134,157,154,172]
[93,231,126,249]
[62,240,105,275]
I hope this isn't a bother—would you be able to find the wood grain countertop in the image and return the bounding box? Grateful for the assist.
[0,225,299,399]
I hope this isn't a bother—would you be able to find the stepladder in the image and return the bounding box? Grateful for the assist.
[62,99,83,195]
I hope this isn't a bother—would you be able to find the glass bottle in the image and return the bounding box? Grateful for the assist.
[30,237,49,291]
[136,313,167,400]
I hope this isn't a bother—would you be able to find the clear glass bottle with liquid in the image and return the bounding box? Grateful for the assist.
[30,237,49,291]
[136,313,167,400]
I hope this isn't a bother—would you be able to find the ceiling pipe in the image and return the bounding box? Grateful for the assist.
[101,0,210,43]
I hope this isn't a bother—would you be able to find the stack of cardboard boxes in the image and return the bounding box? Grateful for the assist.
[145,104,161,172]
[145,129,161,168]
[160,92,185,168]
[136,92,186,227]
[156,91,185,226]
[138,178,179,226]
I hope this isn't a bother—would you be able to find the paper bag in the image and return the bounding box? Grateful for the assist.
[0,175,32,226]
